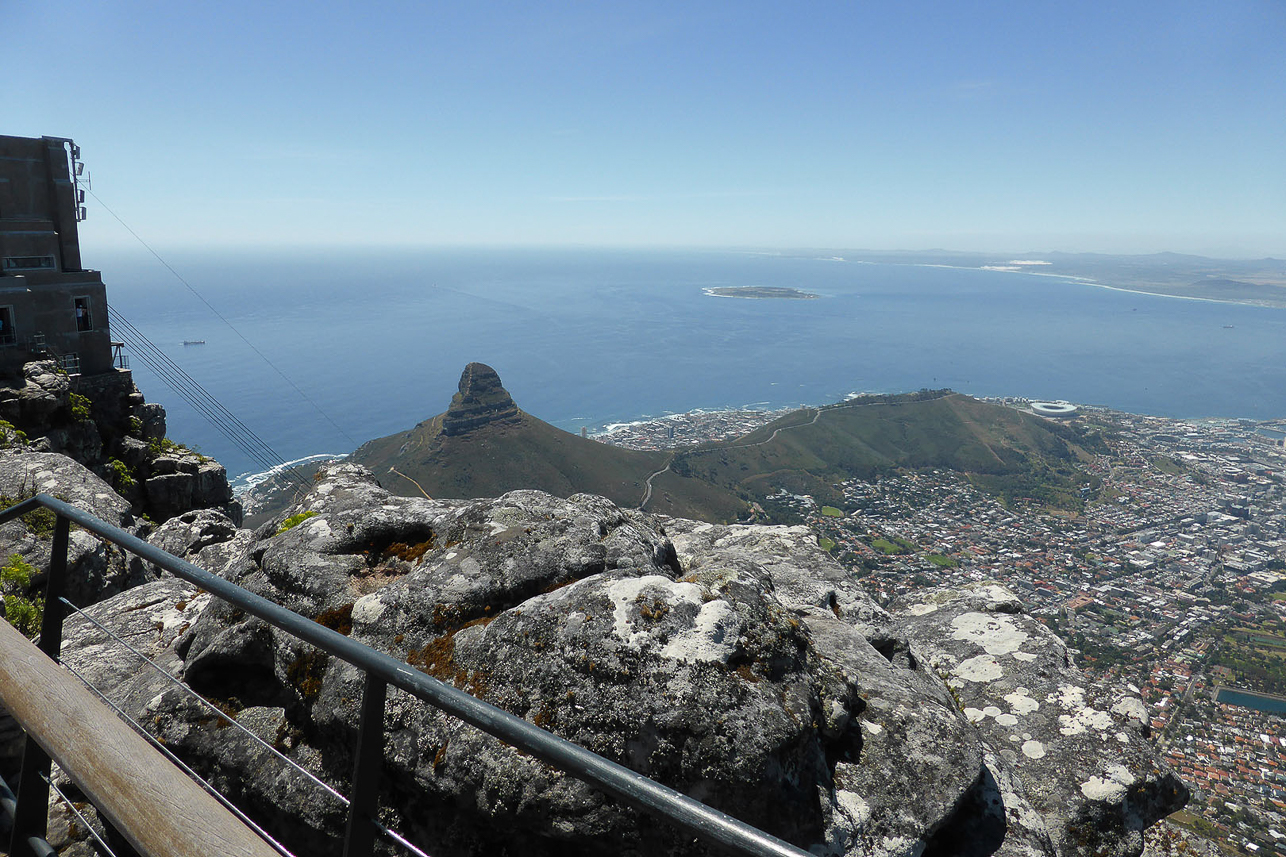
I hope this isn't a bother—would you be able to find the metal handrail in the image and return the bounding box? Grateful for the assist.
[0,493,811,857]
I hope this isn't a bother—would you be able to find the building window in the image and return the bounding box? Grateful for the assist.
[0,306,13,346]
[74,296,93,332]
[2,256,56,272]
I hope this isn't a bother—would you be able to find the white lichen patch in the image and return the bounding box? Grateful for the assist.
[954,654,1004,682]
[861,720,884,736]
[1058,707,1113,736]
[302,517,333,540]
[1021,740,1046,759]
[950,611,1030,656]
[1111,697,1149,724]
[150,591,210,636]
[982,705,1003,718]
[970,583,1023,612]
[661,598,741,663]
[994,713,1019,727]
[606,575,703,649]
[1052,684,1084,707]
[1079,765,1136,801]
[964,707,986,723]
[1011,651,1037,662]
[352,593,387,626]
[904,602,939,616]
[835,789,872,826]
[1004,690,1040,715]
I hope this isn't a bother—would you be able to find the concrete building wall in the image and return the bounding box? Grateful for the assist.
[0,135,113,377]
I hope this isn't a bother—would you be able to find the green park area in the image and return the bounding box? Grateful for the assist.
[869,535,918,555]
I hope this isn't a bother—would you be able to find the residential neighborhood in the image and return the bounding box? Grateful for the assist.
[606,402,1286,854]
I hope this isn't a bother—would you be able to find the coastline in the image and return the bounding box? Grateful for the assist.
[853,258,1286,309]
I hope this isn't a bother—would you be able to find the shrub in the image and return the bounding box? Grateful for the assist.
[147,437,186,457]
[277,511,319,534]
[1,554,41,637]
[1,554,33,590]
[108,458,135,489]
[70,392,92,422]
[0,420,28,448]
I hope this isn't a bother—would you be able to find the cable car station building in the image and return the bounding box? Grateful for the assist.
[0,134,113,377]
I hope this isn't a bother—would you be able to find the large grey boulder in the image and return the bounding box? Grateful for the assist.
[0,450,153,606]
[889,584,1189,857]
[171,466,991,855]
[50,464,1186,857]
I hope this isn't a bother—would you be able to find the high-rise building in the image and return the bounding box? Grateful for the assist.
[0,135,113,376]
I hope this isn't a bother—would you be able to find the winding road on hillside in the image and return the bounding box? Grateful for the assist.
[636,392,960,510]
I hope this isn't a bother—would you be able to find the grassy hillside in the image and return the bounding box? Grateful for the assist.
[350,411,750,521]
[671,392,1102,511]
[349,389,1102,525]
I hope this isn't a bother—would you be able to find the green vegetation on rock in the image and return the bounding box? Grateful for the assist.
[107,457,135,489]
[277,510,319,534]
[1,554,42,637]
[70,392,92,422]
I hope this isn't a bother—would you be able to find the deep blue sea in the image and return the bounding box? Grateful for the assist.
[94,247,1286,487]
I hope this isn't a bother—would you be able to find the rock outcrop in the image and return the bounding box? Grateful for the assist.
[889,586,1188,857]
[0,360,239,524]
[440,362,521,436]
[0,451,154,606]
[51,463,1187,857]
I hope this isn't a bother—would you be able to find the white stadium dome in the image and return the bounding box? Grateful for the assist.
[1030,401,1078,418]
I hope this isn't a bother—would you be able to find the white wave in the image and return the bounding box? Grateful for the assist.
[233,452,345,495]
[1008,260,1052,265]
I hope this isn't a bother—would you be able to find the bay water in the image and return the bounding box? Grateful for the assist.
[94,247,1286,487]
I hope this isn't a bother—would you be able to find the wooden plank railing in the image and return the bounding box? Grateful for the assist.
[0,618,279,857]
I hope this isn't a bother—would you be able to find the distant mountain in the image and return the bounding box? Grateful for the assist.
[351,366,1106,524]
[349,363,749,521]
[665,391,1105,517]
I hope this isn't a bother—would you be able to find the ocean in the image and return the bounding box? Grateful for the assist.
[94,247,1286,487]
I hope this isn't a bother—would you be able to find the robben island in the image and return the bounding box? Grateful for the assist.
[1,133,1284,855]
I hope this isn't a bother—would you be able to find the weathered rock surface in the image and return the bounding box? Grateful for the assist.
[50,464,1187,857]
[0,451,154,606]
[889,585,1189,856]
[0,360,239,524]
[441,361,521,436]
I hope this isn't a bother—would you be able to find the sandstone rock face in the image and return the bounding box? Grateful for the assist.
[51,464,1186,857]
[440,362,521,436]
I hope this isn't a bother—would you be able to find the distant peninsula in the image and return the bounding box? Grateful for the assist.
[704,286,820,300]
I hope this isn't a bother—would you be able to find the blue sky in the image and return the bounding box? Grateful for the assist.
[4,1,1283,256]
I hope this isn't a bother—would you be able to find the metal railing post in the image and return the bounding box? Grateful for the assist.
[8,514,70,856]
[342,674,386,857]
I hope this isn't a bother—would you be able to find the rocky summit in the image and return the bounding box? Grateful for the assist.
[45,460,1186,857]
[442,362,522,436]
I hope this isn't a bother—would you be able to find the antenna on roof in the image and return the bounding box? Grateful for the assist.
[65,142,89,222]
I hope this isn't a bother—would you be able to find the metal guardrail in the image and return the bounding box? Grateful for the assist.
[0,493,812,857]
